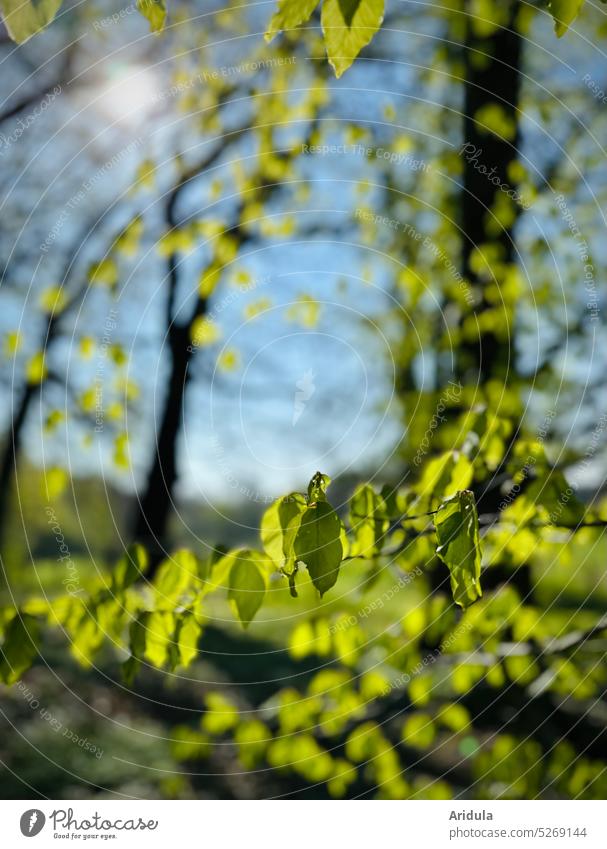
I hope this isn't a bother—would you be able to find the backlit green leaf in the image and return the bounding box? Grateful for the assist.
[550,0,585,37]
[153,549,198,606]
[0,613,39,684]
[261,492,307,570]
[307,471,331,503]
[435,490,482,608]
[349,483,388,558]
[144,610,175,667]
[321,0,385,78]
[295,501,343,596]
[122,612,150,686]
[137,0,166,33]
[202,691,239,734]
[112,544,148,592]
[402,713,436,749]
[174,610,202,667]
[228,550,269,627]
[265,0,320,42]
[0,0,62,43]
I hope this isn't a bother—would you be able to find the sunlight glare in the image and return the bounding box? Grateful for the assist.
[96,64,159,126]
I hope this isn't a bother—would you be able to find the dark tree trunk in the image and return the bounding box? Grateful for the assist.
[130,126,315,565]
[0,382,38,553]
[132,315,200,565]
[131,160,198,565]
[429,1,525,595]
[460,0,522,381]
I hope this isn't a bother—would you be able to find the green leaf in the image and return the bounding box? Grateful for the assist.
[261,492,307,570]
[144,610,175,667]
[202,692,239,734]
[137,0,166,33]
[228,550,269,627]
[536,471,586,526]
[153,549,197,606]
[349,483,388,558]
[0,0,63,44]
[0,613,39,684]
[307,471,331,503]
[417,451,456,500]
[401,713,436,749]
[66,602,104,668]
[173,610,202,667]
[434,490,482,608]
[112,544,148,592]
[295,501,343,596]
[321,0,385,78]
[170,726,211,760]
[550,0,585,36]
[265,0,320,42]
[122,612,150,686]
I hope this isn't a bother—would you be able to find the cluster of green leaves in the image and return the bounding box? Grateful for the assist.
[256,468,481,612]
[0,0,598,51]
[4,416,601,690]
[266,0,385,77]
[0,463,484,685]
[265,0,598,75]
[2,424,605,798]
[0,0,166,43]
[165,571,607,798]
[549,0,604,37]
[2,0,606,801]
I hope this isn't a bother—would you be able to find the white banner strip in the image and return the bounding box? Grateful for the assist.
[1,800,606,848]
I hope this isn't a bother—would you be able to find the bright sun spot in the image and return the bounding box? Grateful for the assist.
[95,65,159,125]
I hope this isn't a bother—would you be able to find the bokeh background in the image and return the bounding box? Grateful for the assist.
[1,0,606,799]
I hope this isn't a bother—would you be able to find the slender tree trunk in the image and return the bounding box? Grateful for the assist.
[460,0,522,381]
[427,1,526,597]
[130,123,317,563]
[132,322,194,562]
[459,1,534,594]
[0,382,38,552]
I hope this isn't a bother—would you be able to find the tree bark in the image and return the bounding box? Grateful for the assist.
[0,382,38,553]
[130,120,319,564]
[460,0,522,381]
[132,316,199,563]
